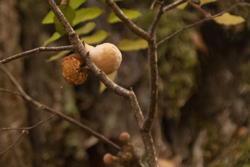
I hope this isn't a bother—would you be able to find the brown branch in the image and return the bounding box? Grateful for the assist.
[163,0,187,12]
[149,0,164,35]
[0,45,73,64]
[143,39,158,133]
[128,89,145,128]
[0,115,55,132]
[150,0,159,9]
[47,0,145,129]
[188,0,211,17]
[0,66,121,151]
[60,0,69,5]
[104,0,161,166]
[46,1,159,167]
[105,0,151,41]
[0,88,22,97]
[0,130,27,157]
[157,2,241,46]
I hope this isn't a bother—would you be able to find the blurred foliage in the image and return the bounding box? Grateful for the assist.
[157,11,198,112]
[207,136,250,167]
[108,8,141,23]
[118,39,148,51]
[214,13,245,26]
[81,30,108,44]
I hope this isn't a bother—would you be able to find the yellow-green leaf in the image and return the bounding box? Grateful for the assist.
[54,5,75,35]
[47,50,70,62]
[108,9,141,23]
[118,39,148,51]
[75,22,96,35]
[43,32,61,46]
[73,7,102,26]
[200,0,216,5]
[99,72,117,92]
[177,2,188,9]
[69,0,86,9]
[214,13,245,26]
[81,30,108,44]
[42,11,54,24]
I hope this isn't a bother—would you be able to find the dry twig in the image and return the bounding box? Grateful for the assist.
[0,66,121,150]
[157,2,242,46]
[0,130,27,157]
[163,0,187,12]
[0,45,73,64]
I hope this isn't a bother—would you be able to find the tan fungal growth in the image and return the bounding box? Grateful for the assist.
[61,43,122,85]
[89,43,122,74]
[61,53,88,85]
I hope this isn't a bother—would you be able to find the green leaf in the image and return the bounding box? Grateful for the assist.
[108,9,141,23]
[75,22,96,35]
[200,0,216,5]
[42,11,55,24]
[118,39,148,51]
[69,0,86,9]
[99,72,117,92]
[73,7,102,26]
[214,13,245,26]
[43,32,61,46]
[81,30,108,44]
[64,84,79,116]
[177,2,188,9]
[54,5,75,35]
[47,50,70,62]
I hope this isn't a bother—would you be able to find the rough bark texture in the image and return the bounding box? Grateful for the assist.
[0,0,32,167]
[161,18,250,167]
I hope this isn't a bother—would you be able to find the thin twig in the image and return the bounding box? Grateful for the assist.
[143,39,158,133]
[150,0,159,9]
[163,0,187,12]
[0,66,121,151]
[47,0,145,129]
[144,1,163,132]
[105,0,160,166]
[105,0,151,41]
[60,0,69,5]
[0,45,73,64]
[157,2,242,46]
[149,0,164,35]
[0,115,55,132]
[188,0,211,17]
[0,88,22,97]
[46,1,154,167]
[0,130,27,158]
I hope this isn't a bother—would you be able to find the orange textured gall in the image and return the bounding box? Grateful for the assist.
[61,54,88,85]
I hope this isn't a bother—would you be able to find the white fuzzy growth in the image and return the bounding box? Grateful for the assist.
[88,43,122,74]
[85,43,94,52]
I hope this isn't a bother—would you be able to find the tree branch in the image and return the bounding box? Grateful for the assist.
[188,0,211,17]
[157,2,242,46]
[149,0,164,35]
[163,0,187,12]
[105,0,151,41]
[0,130,27,157]
[0,115,55,132]
[47,0,146,129]
[0,45,73,64]
[46,1,160,167]
[0,66,121,151]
